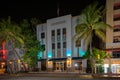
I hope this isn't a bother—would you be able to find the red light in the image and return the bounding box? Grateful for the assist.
[0,41,7,60]
[2,56,6,59]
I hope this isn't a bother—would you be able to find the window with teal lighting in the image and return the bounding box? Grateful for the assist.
[66,50,71,57]
[38,52,42,60]
[79,49,85,57]
[48,51,52,58]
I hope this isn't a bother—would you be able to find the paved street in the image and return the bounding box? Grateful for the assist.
[0,77,93,80]
[0,77,112,80]
[0,73,120,80]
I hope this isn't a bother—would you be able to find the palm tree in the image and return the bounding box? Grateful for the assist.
[83,48,108,73]
[0,16,24,45]
[0,16,26,73]
[74,2,112,73]
[92,48,108,73]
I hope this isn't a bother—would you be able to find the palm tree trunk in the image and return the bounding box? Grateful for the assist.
[90,32,93,74]
[90,40,93,73]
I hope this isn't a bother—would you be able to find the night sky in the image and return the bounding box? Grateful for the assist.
[0,0,105,22]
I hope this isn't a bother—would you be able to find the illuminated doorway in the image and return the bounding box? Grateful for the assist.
[55,62,65,72]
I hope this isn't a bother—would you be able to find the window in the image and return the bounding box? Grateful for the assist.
[41,32,45,38]
[62,28,66,41]
[114,14,120,21]
[52,50,55,58]
[63,42,66,48]
[52,43,55,49]
[114,2,120,10]
[57,49,61,58]
[112,51,120,58]
[57,29,60,35]
[114,25,120,32]
[57,43,61,49]
[51,30,55,42]
[62,28,66,35]
[63,48,66,57]
[57,29,61,41]
[51,30,55,36]
[113,36,120,43]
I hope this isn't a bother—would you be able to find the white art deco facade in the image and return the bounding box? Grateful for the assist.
[36,15,87,72]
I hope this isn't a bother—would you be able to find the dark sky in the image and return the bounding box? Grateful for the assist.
[0,0,105,22]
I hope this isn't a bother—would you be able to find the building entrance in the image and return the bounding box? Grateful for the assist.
[55,62,65,72]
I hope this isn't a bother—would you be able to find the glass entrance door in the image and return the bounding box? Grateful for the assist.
[56,62,64,72]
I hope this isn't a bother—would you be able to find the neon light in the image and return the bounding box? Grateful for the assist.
[0,41,7,60]
[37,52,42,59]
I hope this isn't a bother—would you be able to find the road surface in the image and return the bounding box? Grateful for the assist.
[0,73,119,80]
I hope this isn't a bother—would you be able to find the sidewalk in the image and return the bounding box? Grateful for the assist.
[2,71,120,79]
[28,71,93,78]
[29,71,86,74]
[28,71,120,78]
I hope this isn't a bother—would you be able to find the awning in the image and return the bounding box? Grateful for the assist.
[38,57,84,61]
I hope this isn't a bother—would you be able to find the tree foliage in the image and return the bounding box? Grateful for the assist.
[83,48,108,64]
[0,16,24,46]
[74,1,112,50]
[21,19,43,69]
[74,1,112,73]
[0,16,27,72]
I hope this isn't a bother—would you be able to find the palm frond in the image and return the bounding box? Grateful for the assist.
[95,30,106,42]
[93,22,107,30]
[0,17,24,46]
[74,27,90,42]
[10,32,24,44]
[75,23,88,33]
[84,30,92,50]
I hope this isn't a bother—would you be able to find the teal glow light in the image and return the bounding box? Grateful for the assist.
[48,51,52,58]
[37,52,42,59]
[79,49,85,57]
[66,50,71,57]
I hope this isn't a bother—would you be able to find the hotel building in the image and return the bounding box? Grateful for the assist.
[105,0,120,74]
[37,15,87,72]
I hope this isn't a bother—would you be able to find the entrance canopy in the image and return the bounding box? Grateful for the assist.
[38,57,84,61]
